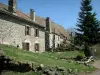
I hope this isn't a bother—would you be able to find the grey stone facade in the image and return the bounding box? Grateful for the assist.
[0,0,70,52]
[0,13,45,52]
[45,17,69,50]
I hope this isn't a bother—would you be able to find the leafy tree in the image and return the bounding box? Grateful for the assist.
[76,0,100,57]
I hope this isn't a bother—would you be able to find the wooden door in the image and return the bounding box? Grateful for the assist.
[23,42,30,51]
[35,43,39,52]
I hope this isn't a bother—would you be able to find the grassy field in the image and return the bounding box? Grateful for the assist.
[0,44,95,75]
[1,71,41,75]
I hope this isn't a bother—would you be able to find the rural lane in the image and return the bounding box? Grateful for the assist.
[79,60,100,75]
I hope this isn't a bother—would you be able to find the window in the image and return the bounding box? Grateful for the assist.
[58,36,59,41]
[35,43,39,51]
[25,26,31,35]
[22,42,30,51]
[57,44,60,48]
[35,28,39,37]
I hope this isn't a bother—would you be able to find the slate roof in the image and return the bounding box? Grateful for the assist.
[0,2,69,37]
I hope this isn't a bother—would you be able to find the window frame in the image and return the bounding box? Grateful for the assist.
[35,28,39,37]
[35,43,39,52]
[58,36,60,41]
[25,26,31,35]
[22,42,30,51]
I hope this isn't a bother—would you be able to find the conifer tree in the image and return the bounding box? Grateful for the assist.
[76,0,100,57]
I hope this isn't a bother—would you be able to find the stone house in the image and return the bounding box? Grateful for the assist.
[35,17,69,50]
[0,0,69,52]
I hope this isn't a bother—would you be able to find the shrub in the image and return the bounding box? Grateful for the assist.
[75,52,84,61]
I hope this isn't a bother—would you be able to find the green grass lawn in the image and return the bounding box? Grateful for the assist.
[0,44,95,75]
[1,71,41,75]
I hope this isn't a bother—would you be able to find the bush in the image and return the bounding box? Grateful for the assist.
[75,53,84,61]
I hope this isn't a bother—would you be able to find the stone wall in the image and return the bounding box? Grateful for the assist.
[49,34,64,49]
[0,13,45,52]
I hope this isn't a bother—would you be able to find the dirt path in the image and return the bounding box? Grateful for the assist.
[88,70,100,75]
[92,60,100,69]
[79,60,100,75]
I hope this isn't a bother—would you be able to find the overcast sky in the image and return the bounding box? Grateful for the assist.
[0,0,100,29]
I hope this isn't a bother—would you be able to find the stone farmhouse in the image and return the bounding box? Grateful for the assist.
[0,0,69,52]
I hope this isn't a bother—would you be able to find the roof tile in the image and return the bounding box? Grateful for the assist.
[0,2,69,37]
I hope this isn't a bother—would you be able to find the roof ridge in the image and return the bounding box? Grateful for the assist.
[0,2,8,9]
[51,21,66,30]
[0,2,30,19]
[0,2,69,37]
[36,15,46,20]
[17,10,30,19]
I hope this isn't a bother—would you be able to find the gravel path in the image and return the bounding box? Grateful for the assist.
[92,60,100,69]
[79,70,100,75]
[79,60,100,75]
[88,70,100,75]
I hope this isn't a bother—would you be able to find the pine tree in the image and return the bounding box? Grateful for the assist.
[76,0,100,57]
[76,0,100,45]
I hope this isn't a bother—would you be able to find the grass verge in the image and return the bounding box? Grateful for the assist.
[0,44,95,75]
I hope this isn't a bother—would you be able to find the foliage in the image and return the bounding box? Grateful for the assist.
[55,40,71,51]
[0,44,95,74]
[75,0,100,57]
[2,71,41,75]
[75,52,85,61]
[75,0,100,45]
[83,43,92,57]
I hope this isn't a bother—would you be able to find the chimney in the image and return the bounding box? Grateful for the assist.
[30,9,35,21]
[8,0,17,13]
[46,17,50,32]
[45,17,50,51]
